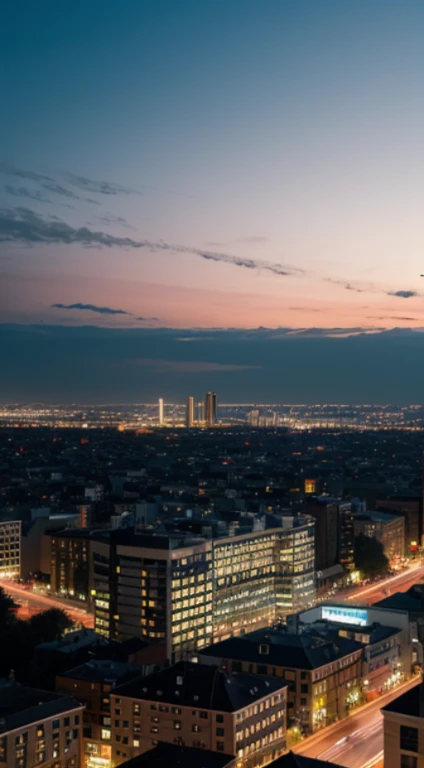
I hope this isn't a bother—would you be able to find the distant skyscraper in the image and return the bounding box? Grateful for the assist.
[186,396,194,427]
[204,392,217,426]
[197,401,204,423]
[158,397,164,426]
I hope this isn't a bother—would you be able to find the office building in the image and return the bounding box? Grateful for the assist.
[91,520,315,663]
[377,496,422,555]
[56,661,143,768]
[110,661,287,765]
[382,679,423,768]
[304,499,338,572]
[50,529,96,607]
[204,392,217,426]
[158,399,164,427]
[213,517,316,642]
[0,520,21,578]
[200,627,362,734]
[186,396,194,428]
[92,531,214,662]
[0,680,84,768]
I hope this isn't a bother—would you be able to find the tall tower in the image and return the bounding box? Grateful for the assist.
[204,392,217,426]
[186,396,194,428]
[158,398,164,426]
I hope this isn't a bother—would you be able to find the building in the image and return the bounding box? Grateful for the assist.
[377,496,423,556]
[91,521,315,663]
[304,499,338,572]
[337,502,355,572]
[110,661,287,765]
[0,520,21,578]
[199,627,363,735]
[382,678,423,768]
[92,531,213,663]
[213,518,316,642]
[205,393,217,426]
[0,680,84,768]
[353,511,405,560]
[56,661,143,768]
[186,397,194,428]
[158,399,164,427]
[50,529,102,607]
[287,603,413,693]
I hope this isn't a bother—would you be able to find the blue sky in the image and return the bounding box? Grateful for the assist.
[1,1,424,400]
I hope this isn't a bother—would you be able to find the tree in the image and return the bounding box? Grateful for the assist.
[28,608,74,643]
[354,533,389,579]
[0,586,19,628]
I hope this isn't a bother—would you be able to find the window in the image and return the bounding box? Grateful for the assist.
[217,741,225,752]
[401,757,417,768]
[199,711,208,719]
[123,721,129,728]
[216,727,224,736]
[192,725,200,733]
[301,698,307,706]
[301,672,308,680]
[216,714,224,723]
[64,717,70,727]
[172,707,181,715]
[257,664,267,675]
[133,704,141,715]
[133,739,140,747]
[74,715,80,725]
[36,752,45,765]
[53,720,60,730]
[101,729,111,741]
[400,727,418,753]
[174,721,182,730]
[301,684,308,694]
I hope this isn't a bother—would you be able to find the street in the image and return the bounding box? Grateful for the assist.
[293,676,421,768]
[3,581,94,628]
[339,561,424,605]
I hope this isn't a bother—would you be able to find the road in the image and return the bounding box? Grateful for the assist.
[294,676,420,768]
[3,581,94,628]
[338,561,424,605]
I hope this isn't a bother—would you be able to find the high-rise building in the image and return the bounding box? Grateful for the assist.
[92,519,315,662]
[197,401,204,422]
[158,398,164,426]
[204,392,217,426]
[186,396,194,427]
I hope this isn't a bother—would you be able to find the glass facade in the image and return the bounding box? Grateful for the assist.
[0,520,20,578]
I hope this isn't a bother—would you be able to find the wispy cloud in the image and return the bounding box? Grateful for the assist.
[0,163,53,184]
[52,303,131,315]
[0,164,100,205]
[132,358,261,373]
[0,208,302,277]
[289,306,323,312]
[366,315,418,321]
[40,182,99,205]
[5,185,52,203]
[386,290,419,299]
[64,173,142,197]
[325,278,366,293]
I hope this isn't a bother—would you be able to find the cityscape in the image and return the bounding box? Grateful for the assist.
[2,2,424,768]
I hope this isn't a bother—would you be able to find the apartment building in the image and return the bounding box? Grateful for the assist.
[109,661,287,766]
[56,661,142,768]
[199,628,363,734]
[0,681,84,768]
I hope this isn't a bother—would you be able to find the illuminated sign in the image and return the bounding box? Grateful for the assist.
[322,606,368,627]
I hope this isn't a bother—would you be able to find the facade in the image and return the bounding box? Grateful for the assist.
[199,628,362,735]
[0,681,84,768]
[92,522,315,661]
[337,502,355,572]
[56,661,142,768]
[382,680,424,768]
[110,662,287,766]
[353,512,405,560]
[158,399,164,427]
[0,520,21,578]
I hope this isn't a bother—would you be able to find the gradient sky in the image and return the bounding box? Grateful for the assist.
[1,1,424,401]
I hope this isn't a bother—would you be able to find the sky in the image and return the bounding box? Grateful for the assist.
[1,1,424,402]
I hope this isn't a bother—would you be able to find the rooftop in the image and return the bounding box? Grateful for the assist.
[110,743,235,768]
[57,660,141,685]
[382,680,422,717]
[0,682,82,734]
[200,629,362,670]
[114,661,286,711]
